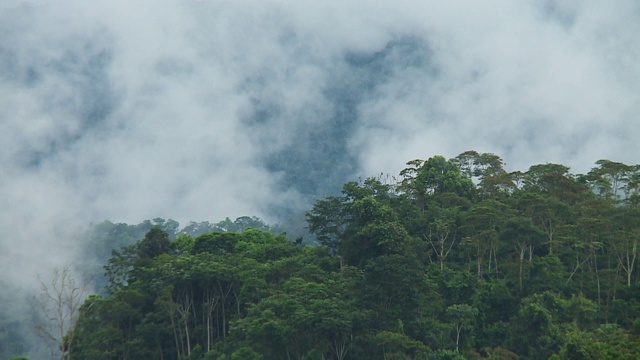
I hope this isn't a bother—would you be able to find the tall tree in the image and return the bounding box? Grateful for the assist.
[36,264,91,360]
[499,217,545,290]
[462,200,508,277]
[524,163,589,204]
[400,155,475,208]
[586,160,637,202]
[454,151,515,199]
[137,225,173,259]
[445,304,478,353]
[513,193,572,254]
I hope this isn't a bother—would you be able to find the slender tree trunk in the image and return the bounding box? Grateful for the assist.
[36,265,90,360]
[567,254,590,286]
[594,251,601,305]
[332,336,352,360]
[233,288,241,316]
[218,281,232,339]
[547,219,554,255]
[202,288,218,352]
[617,239,637,286]
[518,245,526,290]
[426,227,456,271]
[222,297,226,338]
[176,291,193,356]
[184,321,191,356]
[492,245,499,277]
[477,247,482,279]
[167,307,181,358]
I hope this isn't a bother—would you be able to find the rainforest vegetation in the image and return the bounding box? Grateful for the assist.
[12,151,640,359]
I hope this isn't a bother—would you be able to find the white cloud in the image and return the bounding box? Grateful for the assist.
[1,2,639,352]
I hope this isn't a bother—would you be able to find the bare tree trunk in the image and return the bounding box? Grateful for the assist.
[517,245,526,290]
[491,244,499,277]
[616,238,637,286]
[567,254,590,286]
[476,246,482,279]
[170,306,183,358]
[426,226,457,271]
[332,335,352,360]
[546,219,555,255]
[36,264,91,360]
[202,288,219,352]
[176,291,193,356]
[594,251,601,305]
[218,281,233,339]
[159,289,183,358]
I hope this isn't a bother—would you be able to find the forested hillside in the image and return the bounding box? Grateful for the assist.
[22,152,640,359]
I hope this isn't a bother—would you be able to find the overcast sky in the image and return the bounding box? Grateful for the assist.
[1,0,639,294]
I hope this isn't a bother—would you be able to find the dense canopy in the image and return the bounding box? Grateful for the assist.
[10,152,640,360]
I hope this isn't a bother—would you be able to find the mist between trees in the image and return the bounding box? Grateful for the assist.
[6,151,640,359]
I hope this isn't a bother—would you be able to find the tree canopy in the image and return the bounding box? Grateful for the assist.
[9,152,640,360]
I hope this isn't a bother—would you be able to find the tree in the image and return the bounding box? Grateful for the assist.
[103,226,174,294]
[571,212,610,304]
[51,154,640,359]
[192,232,241,254]
[445,304,478,353]
[36,264,91,360]
[586,160,636,202]
[400,155,475,208]
[426,212,459,271]
[306,195,348,255]
[103,244,138,293]
[513,192,572,254]
[453,151,515,199]
[499,217,545,290]
[236,273,363,360]
[524,163,589,203]
[306,178,395,263]
[555,324,640,359]
[462,200,507,278]
[610,206,640,286]
[137,225,173,259]
[374,330,431,359]
[471,279,518,348]
[513,292,565,358]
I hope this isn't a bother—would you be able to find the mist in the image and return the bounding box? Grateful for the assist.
[1,0,639,355]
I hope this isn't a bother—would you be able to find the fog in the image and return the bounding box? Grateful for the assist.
[0,0,639,355]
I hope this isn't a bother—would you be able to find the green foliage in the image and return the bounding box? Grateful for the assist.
[192,232,241,254]
[528,254,565,293]
[555,324,640,359]
[306,195,347,253]
[59,152,640,360]
[374,330,431,359]
[401,155,475,202]
[137,225,174,259]
[173,234,195,255]
[429,350,465,360]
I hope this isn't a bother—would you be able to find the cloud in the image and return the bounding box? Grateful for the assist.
[348,0,640,177]
[0,0,639,354]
